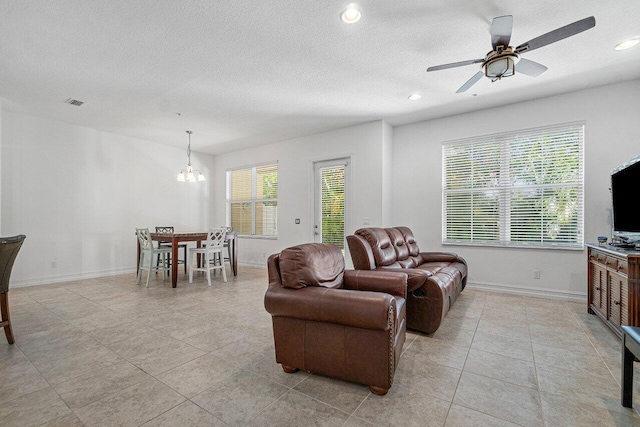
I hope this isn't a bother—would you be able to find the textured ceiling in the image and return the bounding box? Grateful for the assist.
[1,1,639,154]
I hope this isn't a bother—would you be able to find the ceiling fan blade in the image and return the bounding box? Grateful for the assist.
[491,15,513,50]
[515,16,596,53]
[456,71,484,93]
[517,58,548,77]
[427,59,484,72]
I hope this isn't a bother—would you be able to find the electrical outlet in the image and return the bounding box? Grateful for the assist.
[533,270,540,279]
[295,218,300,224]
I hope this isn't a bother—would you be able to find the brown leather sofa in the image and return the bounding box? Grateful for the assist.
[264,243,407,395]
[347,226,467,334]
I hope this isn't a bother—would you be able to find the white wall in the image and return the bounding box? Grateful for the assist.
[213,120,390,268]
[393,79,640,300]
[1,110,216,286]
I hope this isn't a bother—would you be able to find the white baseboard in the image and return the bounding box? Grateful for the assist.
[12,267,137,288]
[238,261,267,269]
[466,280,586,303]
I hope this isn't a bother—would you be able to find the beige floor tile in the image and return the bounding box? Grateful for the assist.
[74,378,185,427]
[191,370,288,427]
[471,330,534,362]
[87,320,157,345]
[182,322,248,352]
[245,390,350,427]
[0,363,50,405]
[531,342,611,375]
[536,363,622,408]
[394,350,462,401]
[405,336,470,370]
[53,359,150,409]
[342,416,377,426]
[353,384,450,427]
[141,400,227,426]
[426,321,476,346]
[156,353,241,398]
[31,345,124,386]
[0,386,71,427]
[293,374,370,413]
[453,372,542,427]
[126,341,206,376]
[42,412,85,427]
[246,353,311,388]
[475,317,531,341]
[464,349,537,389]
[540,391,640,426]
[444,404,521,426]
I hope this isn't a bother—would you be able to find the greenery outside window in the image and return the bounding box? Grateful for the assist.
[227,163,278,237]
[442,122,584,249]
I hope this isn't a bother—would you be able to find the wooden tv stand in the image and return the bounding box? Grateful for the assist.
[587,244,640,338]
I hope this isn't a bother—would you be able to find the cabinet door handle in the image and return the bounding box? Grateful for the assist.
[614,300,621,305]
[595,287,600,290]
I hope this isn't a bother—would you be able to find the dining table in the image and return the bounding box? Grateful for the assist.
[137,231,239,288]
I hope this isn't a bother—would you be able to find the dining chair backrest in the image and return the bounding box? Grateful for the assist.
[136,228,153,251]
[0,235,26,294]
[155,226,174,234]
[206,228,227,249]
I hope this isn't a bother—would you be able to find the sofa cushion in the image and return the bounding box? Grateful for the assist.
[396,226,420,257]
[356,228,397,267]
[385,228,410,262]
[279,243,344,289]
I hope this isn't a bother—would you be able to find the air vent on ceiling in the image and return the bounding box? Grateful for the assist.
[64,98,84,106]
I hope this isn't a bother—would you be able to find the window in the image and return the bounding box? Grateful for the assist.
[442,123,584,249]
[227,163,277,237]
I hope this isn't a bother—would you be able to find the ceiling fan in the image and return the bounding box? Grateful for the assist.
[427,15,596,93]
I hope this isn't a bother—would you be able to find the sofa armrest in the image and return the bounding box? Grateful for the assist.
[418,252,465,264]
[343,270,407,299]
[265,286,395,331]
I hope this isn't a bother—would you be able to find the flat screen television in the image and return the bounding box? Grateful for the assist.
[611,154,640,240]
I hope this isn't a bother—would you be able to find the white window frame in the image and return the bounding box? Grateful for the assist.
[226,161,278,238]
[442,122,584,250]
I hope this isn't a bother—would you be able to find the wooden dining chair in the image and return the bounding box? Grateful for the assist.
[188,228,227,286]
[136,228,171,288]
[0,234,26,344]
[155,226,187,274]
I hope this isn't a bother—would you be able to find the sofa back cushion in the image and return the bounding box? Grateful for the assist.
[355,228,398,267]
[385,228,411,262]
[396,226,420,257]
[279,243,344,289]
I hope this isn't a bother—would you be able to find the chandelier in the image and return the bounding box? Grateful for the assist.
[177,130,205,182]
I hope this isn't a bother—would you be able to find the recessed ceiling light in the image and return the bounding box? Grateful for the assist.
[615,39,639,51]
[341,5,361,24]
[408,93,421,101]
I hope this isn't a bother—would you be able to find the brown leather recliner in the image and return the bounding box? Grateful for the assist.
[265,243,407,395]
[347,226,467,334]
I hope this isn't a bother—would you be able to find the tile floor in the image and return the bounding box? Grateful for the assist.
[1,267,640,426]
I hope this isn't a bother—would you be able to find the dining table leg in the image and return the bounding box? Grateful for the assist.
[171,237,178,288]
[136,240,141,274]
[232,235,238,276]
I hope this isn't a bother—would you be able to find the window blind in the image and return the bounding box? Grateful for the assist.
[442,123,584,249]
[320,165,346,249]
[228,163,278,237]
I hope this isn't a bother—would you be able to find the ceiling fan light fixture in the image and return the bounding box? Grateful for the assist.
[484,54,519,79]
[615,39,639,51]
[341,5,361,24]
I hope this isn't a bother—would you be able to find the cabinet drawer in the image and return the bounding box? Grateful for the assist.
[617,261,628,275]
[605,257,618,269]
